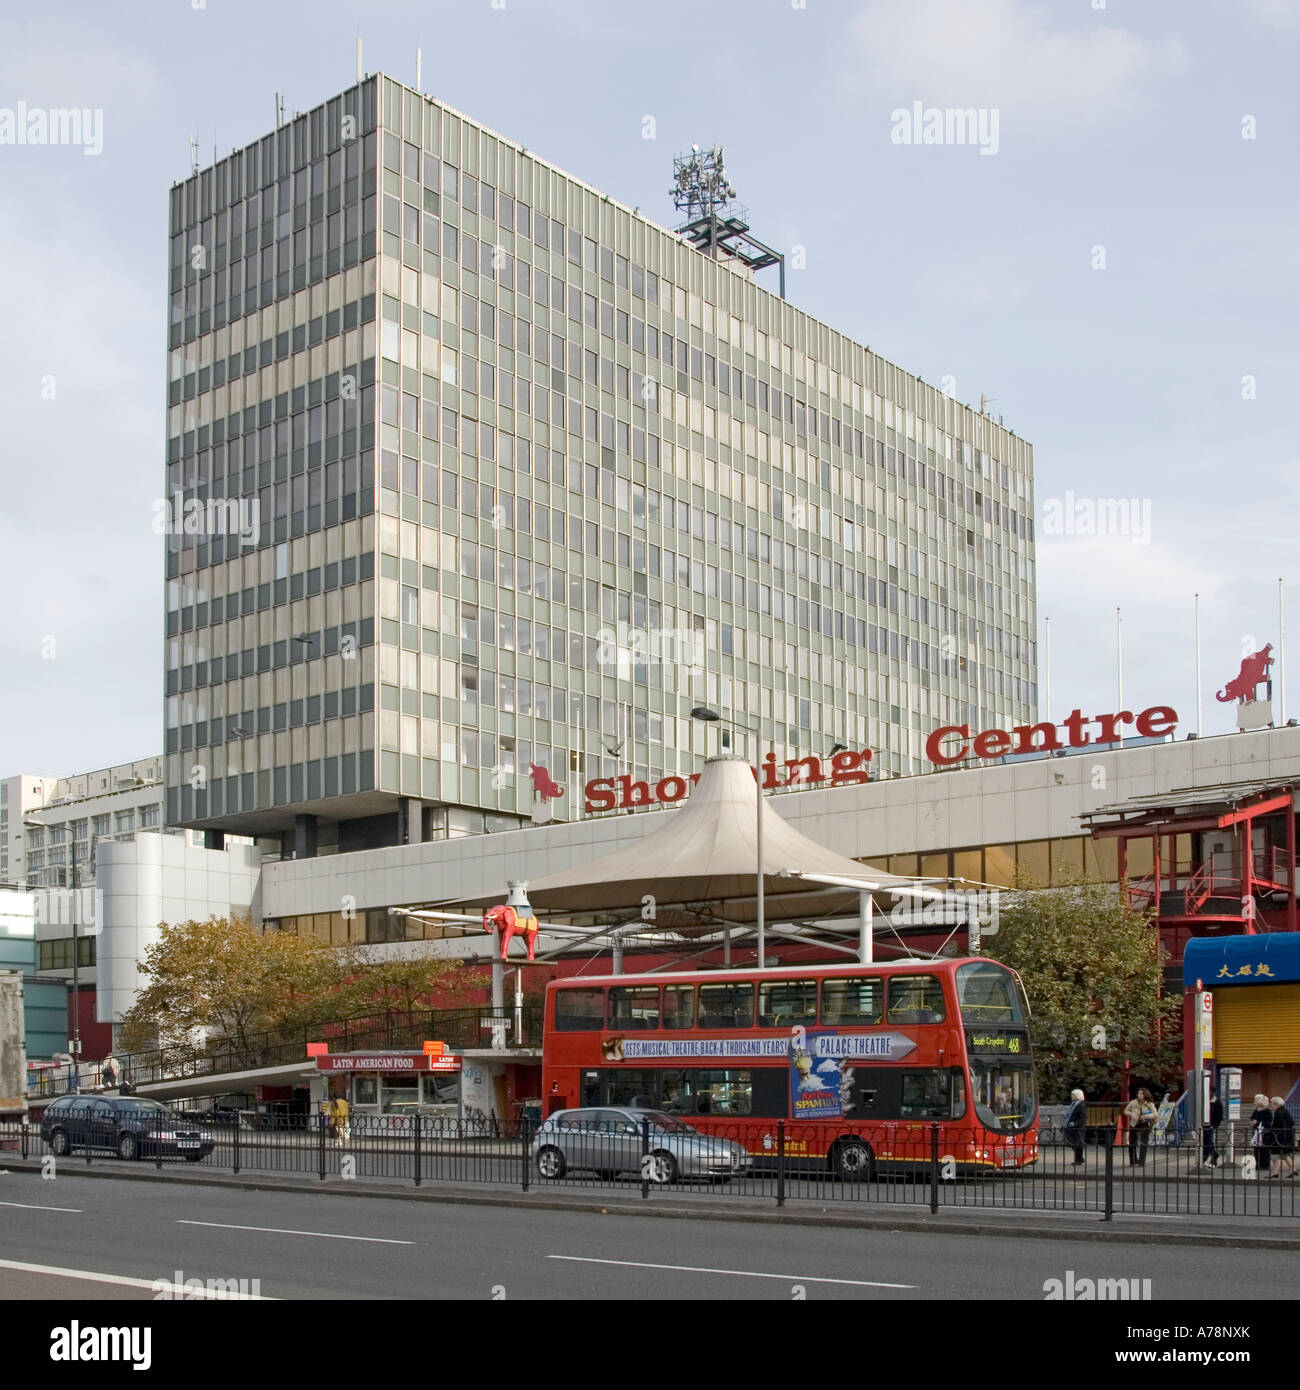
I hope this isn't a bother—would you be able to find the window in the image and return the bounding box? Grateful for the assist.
[956,962,1024,1026]
[697,982,753,1028]
[608,986,660,1029]
[758,979,816,1026]
[141,805,160,828]
[660,984,694,1030]
[692,1070,753,1116]
[92,815,110,836]
[820,976,883,1026]
[970,1060,1036,1133]
[554,987,605,1031]
[900,1069,963,1120]
[114,810,135,833]
[887,974,946,1024]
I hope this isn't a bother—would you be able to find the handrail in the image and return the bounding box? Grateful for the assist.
[26,1004,544,1098]
[1185,859,1214,915]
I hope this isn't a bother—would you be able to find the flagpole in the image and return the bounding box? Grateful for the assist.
[1116,607,1124,748]
[1280,578,1287,724]
[1044,615,1051,722]
[1194,593,1202,737]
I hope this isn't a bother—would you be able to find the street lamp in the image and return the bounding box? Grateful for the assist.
[691,705,767,968]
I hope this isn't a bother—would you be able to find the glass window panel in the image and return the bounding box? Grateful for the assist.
[820,976,883,1026]
[886,974,946,1024]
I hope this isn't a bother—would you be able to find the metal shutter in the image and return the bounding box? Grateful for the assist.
[1213,985,1300,1064]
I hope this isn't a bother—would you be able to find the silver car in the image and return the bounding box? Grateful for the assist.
[531,1107,750,1183]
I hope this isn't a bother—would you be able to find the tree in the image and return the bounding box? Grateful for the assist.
[981,876,1181,1102]
[119,916,350,1061]
[332,952,488,1021]
[119,916,488,1062]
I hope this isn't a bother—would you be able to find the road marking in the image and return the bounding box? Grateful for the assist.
[176,1219,412,1244]
[548,1255,914,1288]
[0,1200,82,1213]
[0,1258,272,1298]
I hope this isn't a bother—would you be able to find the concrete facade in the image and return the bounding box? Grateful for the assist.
[262,724,1300,920]
[95,834,262,1027]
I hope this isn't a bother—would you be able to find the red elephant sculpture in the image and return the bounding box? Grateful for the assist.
[483,902,539,961]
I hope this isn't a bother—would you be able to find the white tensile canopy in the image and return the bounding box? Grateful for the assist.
[524,755,923,930]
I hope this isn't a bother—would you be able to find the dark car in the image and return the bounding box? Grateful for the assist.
[40,1096,215,1161]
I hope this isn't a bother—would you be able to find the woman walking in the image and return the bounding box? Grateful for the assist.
[1250,1093,1273,1177]
[1123,1088,1158,1166]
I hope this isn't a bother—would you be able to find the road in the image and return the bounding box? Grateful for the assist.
[0,1171,1293,1301]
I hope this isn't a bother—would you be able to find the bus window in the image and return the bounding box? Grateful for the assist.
[900,1069,963,1119]
[956,962,1024,1025]
[887,975,946,1024]
[820,976,883,1026]
[608,986,660,1029]
[970,1060,1037,1133]
[604,1071,662,1107]
[554,987,606,1031]
[758,979,816,1027]
[661,984,695,1030]
[698,982,754,1028]
[694,1070,752,1116]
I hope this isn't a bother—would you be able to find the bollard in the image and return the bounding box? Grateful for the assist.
[1103,1124,1115,1221]
[776,1121,786,1207]
[930,1123,940,1214]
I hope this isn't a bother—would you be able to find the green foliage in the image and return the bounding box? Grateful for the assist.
[119,916,486,1059]
[982,876,1181,1101]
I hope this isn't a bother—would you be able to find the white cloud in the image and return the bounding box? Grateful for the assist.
[848,0,1187,120]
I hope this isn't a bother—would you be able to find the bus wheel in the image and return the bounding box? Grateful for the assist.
[832,1139,874,1182]
[536,1146,567,1180]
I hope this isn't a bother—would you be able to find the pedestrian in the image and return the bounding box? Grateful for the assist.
[1202,1086,1223,1168]
[332,1094,351,1148]
[1268,1096,1295,1178]
[1063,1088,1087,1167]
[1123,1087,1158,1166]
[1250,1093,1273,1176]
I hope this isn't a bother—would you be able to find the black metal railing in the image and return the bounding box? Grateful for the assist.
[3,1114,1296,1218]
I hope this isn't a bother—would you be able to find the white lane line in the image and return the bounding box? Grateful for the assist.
[548,1255,914,1288]
[177,1219,412,1244]
[0,1257,273,1298]
[0,1200,82,1213]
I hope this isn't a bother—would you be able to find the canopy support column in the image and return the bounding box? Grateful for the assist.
[858,891,874,964]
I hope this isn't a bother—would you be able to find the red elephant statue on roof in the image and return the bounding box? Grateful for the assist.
[1216,645,1273,703]
[483,902,540,961]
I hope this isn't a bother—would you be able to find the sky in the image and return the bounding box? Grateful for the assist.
[0,0,1296,777]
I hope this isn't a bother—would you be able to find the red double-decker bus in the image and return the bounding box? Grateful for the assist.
[542,957,1038,1176]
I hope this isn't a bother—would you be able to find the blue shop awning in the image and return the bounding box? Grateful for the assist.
[1184,934,1300,989]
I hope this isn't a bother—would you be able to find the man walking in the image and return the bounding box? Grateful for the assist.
[1063,1088,1087,1167]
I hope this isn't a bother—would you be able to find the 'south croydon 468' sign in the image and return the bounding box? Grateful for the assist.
[575,706,1178,812]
